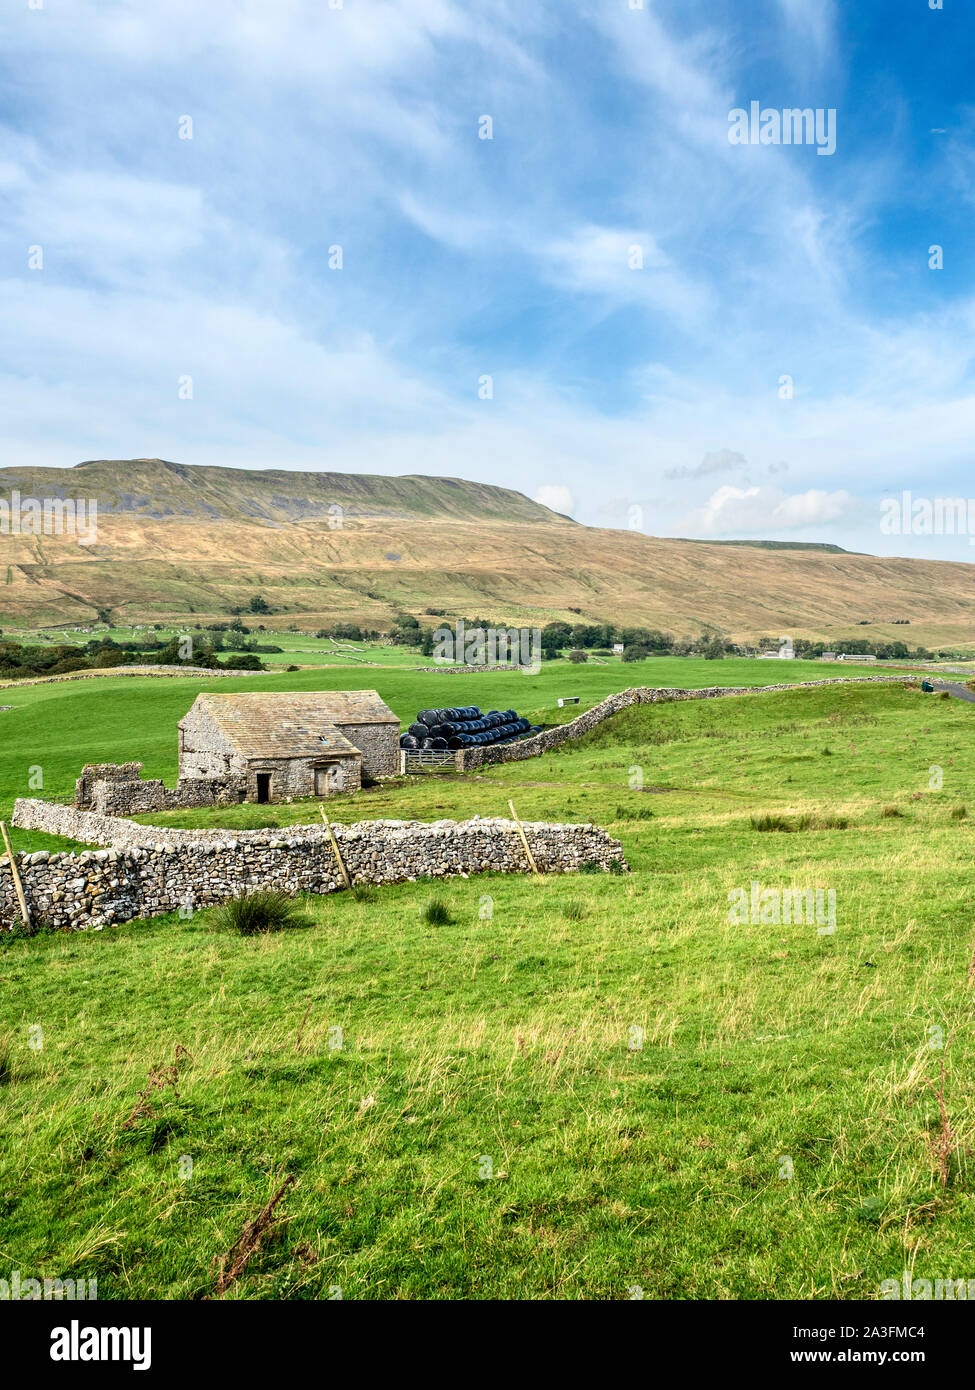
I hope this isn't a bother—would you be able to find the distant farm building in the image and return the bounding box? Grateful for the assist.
[73,690,400,814]
[179,691,400,801]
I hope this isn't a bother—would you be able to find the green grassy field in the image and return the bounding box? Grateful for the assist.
[0,654,925,851]
[2,677,974,1299]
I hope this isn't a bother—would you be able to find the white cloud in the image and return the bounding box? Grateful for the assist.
[771,489,853,527]
[534,485,574,516]
[19,173,207,268]
[693,485,853,535]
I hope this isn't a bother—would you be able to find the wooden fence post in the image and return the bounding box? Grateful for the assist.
[0,821,32,930]
[319,807,352,891]
[507,799,540,876]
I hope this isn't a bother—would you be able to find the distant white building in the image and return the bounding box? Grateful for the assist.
[758,636,795,659]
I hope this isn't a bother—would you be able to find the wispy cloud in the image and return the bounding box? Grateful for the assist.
[665,449,747,481]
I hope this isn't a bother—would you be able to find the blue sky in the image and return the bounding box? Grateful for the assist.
[1,0,974,559]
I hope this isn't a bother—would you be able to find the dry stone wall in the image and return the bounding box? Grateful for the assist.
[459,676,918,770]
[3,801,626,932]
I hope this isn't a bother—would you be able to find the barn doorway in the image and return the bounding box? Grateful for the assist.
[256,773,272,804]
[315,763,344,796]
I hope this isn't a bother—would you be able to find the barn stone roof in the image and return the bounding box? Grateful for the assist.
[181,691,397,760]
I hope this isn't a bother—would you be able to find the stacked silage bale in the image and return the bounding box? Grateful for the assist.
[399,706,538,751]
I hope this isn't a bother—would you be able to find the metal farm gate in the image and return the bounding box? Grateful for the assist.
[400,749,464,775]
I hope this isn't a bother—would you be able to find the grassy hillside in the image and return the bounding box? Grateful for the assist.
[2,459,974,649]
[2,681,973,1299]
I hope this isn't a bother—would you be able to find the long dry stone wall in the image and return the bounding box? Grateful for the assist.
[0,664,272,691]
[459,676,919,770]
[2,801,626,932]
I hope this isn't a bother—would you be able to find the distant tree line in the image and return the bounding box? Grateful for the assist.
[310,615,744,661]
[0,634,267,680]
[315,622,385,642]
[541,623,727,660]
[195,620,282,654]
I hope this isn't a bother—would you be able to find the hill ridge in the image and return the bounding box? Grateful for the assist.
[0,458,565,526]
[0,459,973,648]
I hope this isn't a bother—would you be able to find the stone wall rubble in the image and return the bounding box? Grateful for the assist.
[74,762,246,816]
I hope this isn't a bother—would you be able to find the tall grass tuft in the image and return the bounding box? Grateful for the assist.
[213,891,311,936]
[421,898,452,925]
[751,813,849,833]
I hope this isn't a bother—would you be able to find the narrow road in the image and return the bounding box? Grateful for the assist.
[929,681,975,703]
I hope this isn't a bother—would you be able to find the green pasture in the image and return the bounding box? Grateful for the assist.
[2,679,974,1298]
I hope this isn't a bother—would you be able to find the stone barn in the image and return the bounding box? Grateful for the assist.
[178,691,399,802]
